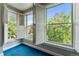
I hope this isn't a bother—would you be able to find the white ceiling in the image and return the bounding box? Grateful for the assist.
[8,3,33,11]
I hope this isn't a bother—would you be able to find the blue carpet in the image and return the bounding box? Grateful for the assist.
[4,44,51,56]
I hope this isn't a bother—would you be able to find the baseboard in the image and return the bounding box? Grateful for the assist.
[22,42,61,56]
[3,41,21,51]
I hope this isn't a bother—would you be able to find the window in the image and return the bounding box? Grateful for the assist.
[26,14,33,41]
[8,11,17,40]
[47,4,72,46]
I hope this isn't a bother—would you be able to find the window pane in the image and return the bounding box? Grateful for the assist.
[8,11,16,39]
[27,14,33,25]
[26,14,33,41]
[26,26,33,40]
[47,24,72,45]
[47,4,72,46]
[47,4,72,24]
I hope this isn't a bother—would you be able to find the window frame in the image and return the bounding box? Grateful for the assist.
[45,3,74,50]
[8,10,17,39]
[3,8,18,44]
[25,11,34,41]
[26,14,33,26]
[25,11,33,27]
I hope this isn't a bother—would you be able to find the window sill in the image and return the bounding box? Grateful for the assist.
[45,42,75,52]
[38,43,79,55]
[22,39,33,44]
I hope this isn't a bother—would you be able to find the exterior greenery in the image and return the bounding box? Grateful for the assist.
[8,7,72,46]
[26,25,33,40]
[27,25,33,34]
[8,13,16,39]
[8,12,72,45]
[47,13,72,45]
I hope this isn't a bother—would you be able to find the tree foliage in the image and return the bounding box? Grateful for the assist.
[27,25,33,34]
[47,13,72,45]
[8,15,16,39]
[8,12,72,45]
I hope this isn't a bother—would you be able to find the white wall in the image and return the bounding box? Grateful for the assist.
[17,26,26,39]
[0,3,4,55]
[35,5,47,45]
[4,6,8,43]
[16,14,26,39]
[73,3,79,52]
[3,40,20,51]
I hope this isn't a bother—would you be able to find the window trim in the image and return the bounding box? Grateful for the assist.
[46,3,74,49]
[8,10,17,39]
[25,11,34,41]
[26,14,33,26]
[25,11,33,27]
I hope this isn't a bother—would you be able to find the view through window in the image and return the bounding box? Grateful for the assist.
[47,4,72,46]
[8,11,16,40]
[26,14,33,41]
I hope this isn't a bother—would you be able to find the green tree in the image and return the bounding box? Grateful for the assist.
[8,15,16,39]
[47,13,72,45]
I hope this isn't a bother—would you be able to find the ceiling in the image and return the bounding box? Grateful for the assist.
[7,3,33,11]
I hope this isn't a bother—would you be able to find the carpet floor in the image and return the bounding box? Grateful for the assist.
[4,44,51,56]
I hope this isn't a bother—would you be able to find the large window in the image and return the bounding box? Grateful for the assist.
[47,4,72,46]
[8,11,16,40]
[26,14,33,41]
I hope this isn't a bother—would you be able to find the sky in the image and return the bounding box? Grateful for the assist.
[8,3,72,25]
[47,3,72,19]
[27,3,72,25]
[27,14,33,25]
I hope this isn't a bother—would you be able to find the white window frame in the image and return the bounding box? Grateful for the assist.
[45,3,75,52]
[8,10,17,40]
[25,11,33,27]
[4,7,17,43]
[25,11,34,41]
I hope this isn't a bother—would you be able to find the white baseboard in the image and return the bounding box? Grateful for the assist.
[3,41,21,51]
[22,42,61,56]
